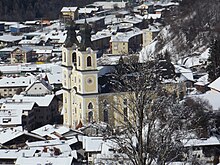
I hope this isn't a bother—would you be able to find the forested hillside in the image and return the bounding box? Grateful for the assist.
[144,0,220,60]
[0,0,97,21]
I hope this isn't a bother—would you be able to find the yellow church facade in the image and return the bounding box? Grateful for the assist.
[62,45,131,128]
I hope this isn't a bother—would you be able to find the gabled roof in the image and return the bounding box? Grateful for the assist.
[13,94,55,107]
[31,124,70,138]
[208,77,220,92]
[13,46,33,53]
[0,127,44,145]
[1,100,36,111]
[183,136,220,147]
[25,79,53,95]
[61,7,78,12]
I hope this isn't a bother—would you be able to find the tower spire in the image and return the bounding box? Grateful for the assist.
[64,21,79,48]
[78,19,94,51]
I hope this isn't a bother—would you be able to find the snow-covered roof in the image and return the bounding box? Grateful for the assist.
[194,74,209,86]
[0,47,16,52]
[97,55,121,65]
[91,1,127,9]
[0,149,36,159]
[44,30,67,44]
[1,99,36,111]
[79,7,99,14]
[174,65,194,82]
[61,7,78,12]
[26,139,63,147]
[0,127,44,145]
[193,90,220,110]
[46,72,62,85]
[75,16,104,24]
[31,124,70,138]
[139,40,158,62]
[10,24,29,29]
[0,35,23,42]
[36,49,52,54]
[0,75,35,88]
[111,27,142,42]
[12,94,55,107]
[91,29,111,41]
[0,64,38,74]
[24,20,39,25]
[183,136,220,147]
[83,136,103,152]
[144,14,162,20]
[208,77,220,92]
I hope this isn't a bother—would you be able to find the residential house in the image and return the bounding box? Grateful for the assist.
[91,29,111,51]
[142,26,160,47]
[89,1,128,10]
[0,75,35,98]
[0,127,44,148]
[0,35,23,47]
[110,27,143,55]
[1,100,37,130]
[78,7,99,19]
[10,24,31,34]
[12,78,60,129]
[183,136,220,164]
[10,47,33,64]
[61,7,79,22]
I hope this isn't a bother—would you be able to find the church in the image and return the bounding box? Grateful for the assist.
[62,21,128,128]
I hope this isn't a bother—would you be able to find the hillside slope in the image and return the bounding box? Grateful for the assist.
[141,0,220,62]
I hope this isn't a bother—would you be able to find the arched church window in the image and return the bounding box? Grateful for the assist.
[88,111,93,123]
[87,56,92,67]
[103,100,109,123]
[88,102,93,109]
[104,109,108,123]
[72,52,76,65]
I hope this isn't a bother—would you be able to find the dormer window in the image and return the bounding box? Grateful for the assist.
[87,56,92,67]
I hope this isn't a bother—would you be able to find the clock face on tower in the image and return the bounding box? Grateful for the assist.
[87,77,93,85]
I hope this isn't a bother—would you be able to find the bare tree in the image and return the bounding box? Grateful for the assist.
[103,57,212,165]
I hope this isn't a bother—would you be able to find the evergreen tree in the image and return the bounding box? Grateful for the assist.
[206,39,220,81]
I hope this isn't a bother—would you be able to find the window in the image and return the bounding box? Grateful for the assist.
[78,56,80,66]
[79,103,82,109]
[88,111,93,123]
[63,52,66,62]
[88,102,93,109]
[87,56,92,67]
[124,107,128,122]
[72,52,77,65]
[123,99,128,106]
[104,109,108,123]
